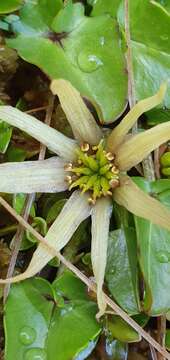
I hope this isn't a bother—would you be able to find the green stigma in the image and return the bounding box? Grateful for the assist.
[65,141,120,204]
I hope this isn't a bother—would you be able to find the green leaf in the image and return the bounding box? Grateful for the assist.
[146,109,170,126]
[118,0,170,108]
[157,189,170,209]
[4,278,54,360]
[0,0,23,14]
[106,229,139,315]
[13,193,35,217]
[132,41,170,108]
[0,121,12,153]
[88,0,121,17]
[49,271,101,360]
[26,217,47,243]
[74,339,98,360]
[129,1,170,53]
[106,315,141,343]
[5,144,27,162]
[151,179,170,194]
[4,272,101,360]
[156,0,170,12]
[6,0,127,123]
[165,329,170,350]
[52,270,89,302]
[12,193,37,250]
[130,0,170,107]
[49,272,101,360]
[89,0,170,113]
[133,177,170,315]
[46,199,67,224]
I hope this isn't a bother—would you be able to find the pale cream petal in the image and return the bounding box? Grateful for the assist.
[107,83,167,153]
[0,191,91,283]
[116,122,170,171]
[91,197,112,318]
[0,106,77,160]
[51,79,102,145]
[0,157,67,193]
[113,176,170,231]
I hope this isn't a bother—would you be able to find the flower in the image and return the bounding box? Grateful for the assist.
[0,80,170,317]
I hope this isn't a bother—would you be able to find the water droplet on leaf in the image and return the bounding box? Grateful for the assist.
[77,50,103,73]
[157,252,169,263]
[99,36,105,46]
[24,348,46,360]
[19,326,36,345]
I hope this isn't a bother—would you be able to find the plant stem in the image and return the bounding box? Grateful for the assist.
[157,316,166,360]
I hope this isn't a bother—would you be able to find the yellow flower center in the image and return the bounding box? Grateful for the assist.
[65,141,120,204]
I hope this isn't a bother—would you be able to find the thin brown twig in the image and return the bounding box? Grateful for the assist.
[150,344,159,360]
[25,106,48,114]
[157,316,167,360]
[3,194,35,304]
[0,196,170,360]
[3,95,55,302]
[142,155,156,182]
[154,148,161,180]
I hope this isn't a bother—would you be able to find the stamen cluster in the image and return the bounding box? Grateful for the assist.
[65,141,120,204]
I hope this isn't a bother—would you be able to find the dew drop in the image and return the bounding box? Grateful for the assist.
[19,326,36,345]
[77,50,103,73]
[99,36,105,46]
[24,347,46,360]
[157,252,169,263]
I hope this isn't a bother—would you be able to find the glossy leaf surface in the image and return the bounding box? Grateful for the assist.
[133,177,170,315]
[89,0,121,17]
[106,315,141,343]
[4,272,101,360]
[106,229,139,314]
[89,0,170,111]
[6,0,127,123]
[130,0,170,107]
